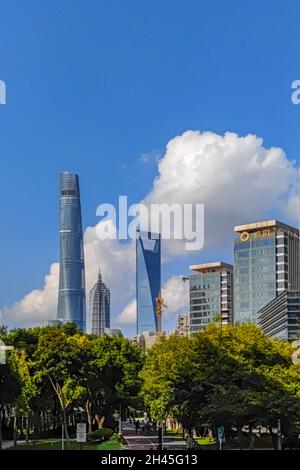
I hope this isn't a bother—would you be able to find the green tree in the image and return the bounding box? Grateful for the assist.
[141,324,300,449]
[141,335,201,433]
[33,328,92,441]
[0,363,21,449]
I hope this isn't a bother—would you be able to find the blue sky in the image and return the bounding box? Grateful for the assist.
[0,1,299,331]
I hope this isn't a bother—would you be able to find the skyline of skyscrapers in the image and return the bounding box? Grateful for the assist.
[90,269,110,336]
[57,172,86,331]
[136,230,161,335]
[53,172,299,342]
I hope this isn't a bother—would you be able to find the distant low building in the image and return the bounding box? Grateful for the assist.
[257,290,300,340]
[104,328,122,337]
[176,314,190,336]
[45,320,63,327]
[132,330,165,349]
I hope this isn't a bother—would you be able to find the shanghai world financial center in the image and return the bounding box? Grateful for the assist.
[136,231,161,335]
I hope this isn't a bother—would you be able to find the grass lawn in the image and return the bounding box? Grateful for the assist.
[194,436,216,447]
[8,434,124,451]
[97,435,124,450]
[9,439,98,450]
[194,435,273,449]
[165,430,215,447]
[165,430,184,439]
[224,436,273,449]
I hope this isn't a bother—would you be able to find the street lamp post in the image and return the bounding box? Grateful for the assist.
[119,404,122,435]
[158,421,164,450]
[277,418,282,450]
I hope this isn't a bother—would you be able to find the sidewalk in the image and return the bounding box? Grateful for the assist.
[121,422,187,450]
[2,441,14,450]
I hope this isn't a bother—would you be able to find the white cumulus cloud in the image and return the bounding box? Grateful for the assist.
[141,130,299,255]
[117,275,189,327]
[117,299,136,326]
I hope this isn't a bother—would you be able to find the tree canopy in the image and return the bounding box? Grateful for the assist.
[1,321,300,450]
[141,323,300,444]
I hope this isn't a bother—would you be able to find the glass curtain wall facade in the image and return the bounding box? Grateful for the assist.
[90,270,110,336]
[136,231,161,335]
[258,290,300,340]
[57,172,86,331]
[189,262,233,334]
[234,220,300,324]
[234,235,276,324]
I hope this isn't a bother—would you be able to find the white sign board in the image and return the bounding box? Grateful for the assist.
[76,423,87,443]
[292,340,300,364]
[0,342,13,364]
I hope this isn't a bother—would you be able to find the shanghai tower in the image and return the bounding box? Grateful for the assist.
[57,172,86,331]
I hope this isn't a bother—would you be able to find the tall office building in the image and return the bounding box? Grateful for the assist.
[90,269,110,336]
[234,220,300,324]
[136,230,161,335]
[189,262,233,334]
[57,172,86,331]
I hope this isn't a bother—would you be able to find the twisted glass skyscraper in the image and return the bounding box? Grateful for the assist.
[57,172,86,331]
[136,231,161,335]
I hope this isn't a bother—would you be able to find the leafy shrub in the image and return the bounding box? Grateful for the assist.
[87,427,113,443]
[282,434,300,450]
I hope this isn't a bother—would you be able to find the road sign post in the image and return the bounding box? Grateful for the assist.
[76,423,87,450]
[217,426,225,450]
[158,423,164,450]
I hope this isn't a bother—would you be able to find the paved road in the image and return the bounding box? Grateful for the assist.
[122,422,187,450]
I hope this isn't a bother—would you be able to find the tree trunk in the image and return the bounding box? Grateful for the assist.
[238,426,243,450]
[62,408,69,442]
[86,400,92,433]
[0,407,3,451]
[95,415,105,429]
[270,430,277,450]
[20,415,23,438]
[13,414,17,447]
[25,413,29,444]
[249,426,255,450]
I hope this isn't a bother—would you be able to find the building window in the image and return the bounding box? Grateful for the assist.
[61,189,76,196]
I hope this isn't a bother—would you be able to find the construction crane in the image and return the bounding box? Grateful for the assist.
[156,291,167,334]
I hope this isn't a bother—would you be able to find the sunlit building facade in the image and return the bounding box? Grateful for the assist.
[57,172,86,331]
[234,220,300,324]
[90,270,110,336]
[136,231,161,335]
[189,262,233,334]
[258,290,300,340]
